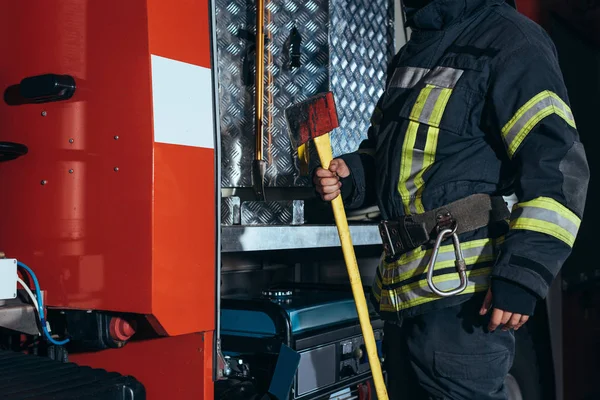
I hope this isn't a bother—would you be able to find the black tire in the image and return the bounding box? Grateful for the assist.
[506,325,544,400]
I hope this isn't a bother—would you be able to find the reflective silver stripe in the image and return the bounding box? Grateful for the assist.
[503,95,554,152]
[389,67,430,88]
[380,239,495,283]
[372,274,382,300]
[396,67,461,215]
[413,272,490,298]
[418,86,445,125]
[511,207,579,239]
[502,91,576,158]
[405,147,425,214]
[389,66,463,90]
[383,272,490,306]
[424,66,464,89]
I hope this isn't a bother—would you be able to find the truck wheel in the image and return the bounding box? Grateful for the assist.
[506,326,544,400]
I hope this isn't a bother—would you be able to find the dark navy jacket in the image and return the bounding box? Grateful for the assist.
[339,0,590,319]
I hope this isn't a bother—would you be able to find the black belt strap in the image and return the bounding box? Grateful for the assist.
[379,194,510,259]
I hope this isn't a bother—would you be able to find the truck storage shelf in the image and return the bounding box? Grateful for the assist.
[221,224,382,252]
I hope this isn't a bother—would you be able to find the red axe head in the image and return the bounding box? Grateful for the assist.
[284,92,339,149]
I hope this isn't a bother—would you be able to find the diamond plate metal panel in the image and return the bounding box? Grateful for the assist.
[216,0,329,188]
[216,0,394,188]
[240,200,304,225]
[330,0,395,157]
[221,196,241,225]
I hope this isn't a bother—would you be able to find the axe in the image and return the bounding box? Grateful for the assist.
[284,92,389,400]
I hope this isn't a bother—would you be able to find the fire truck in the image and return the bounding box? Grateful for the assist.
[0,0,595,399]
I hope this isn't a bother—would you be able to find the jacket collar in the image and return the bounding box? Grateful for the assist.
[406,0,503,31]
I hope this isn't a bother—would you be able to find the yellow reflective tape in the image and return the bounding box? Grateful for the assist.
[413,88,452,212]
[549,92,576,127]
[510,218,576,247]
[382,251,494,286]
[507,106,554,158]
[398,121,419,214]
[515,197,580,227]
[398,86,433,214]
[379,284,487,311]
[502,91,548,138]
[398,84,454,214]
[502,91,576,158]
[384,237,492,269]
[413,126,439,213]
[409,85,434,121]
[428,87,453,127]
[396,266,491,295]
[380,254,494,287]
[378,267,491,311]
[377,238,497,285]
[554,108,577,129]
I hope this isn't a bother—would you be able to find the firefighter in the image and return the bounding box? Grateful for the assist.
[314,0,589,398]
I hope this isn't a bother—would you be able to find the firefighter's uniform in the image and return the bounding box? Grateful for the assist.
[337,0,589,398]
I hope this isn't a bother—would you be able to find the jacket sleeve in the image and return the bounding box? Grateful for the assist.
[487,42,590,315]
[309,103,378,210]
[335,51,407,210]
[338,102,379,210]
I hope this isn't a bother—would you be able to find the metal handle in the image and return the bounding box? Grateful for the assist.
[313,134,389,400]
[252,0,267,201]
[426,228,468,297]
[255,0,265,162]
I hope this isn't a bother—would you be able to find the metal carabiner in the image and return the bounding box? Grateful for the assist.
[426,224,468,297]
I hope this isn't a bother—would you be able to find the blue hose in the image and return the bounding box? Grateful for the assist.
[17,261,70,346]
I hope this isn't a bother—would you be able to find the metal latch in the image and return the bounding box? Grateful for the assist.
[426,212,468,297]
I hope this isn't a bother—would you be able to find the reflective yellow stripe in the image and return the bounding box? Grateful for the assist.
[510,197,581,247]
[409,85,435,121]
[502,91,576,158]
[413,88,452,213]
[397,120,419,214]
[398,85,454,214]
[398,87,432,213]
[397,68,463,214]
[380,238,495,285]
[375,267,491,311]
[517,197,580,225]
[373,238,499,312]
[428,88,453,127]
[510,219,575,247]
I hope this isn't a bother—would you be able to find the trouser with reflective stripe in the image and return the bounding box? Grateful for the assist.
[383,293,515,400]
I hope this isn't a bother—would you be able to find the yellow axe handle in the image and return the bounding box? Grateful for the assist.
[313,134,389,400]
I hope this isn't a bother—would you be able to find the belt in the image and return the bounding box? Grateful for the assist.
[378,194,510,298]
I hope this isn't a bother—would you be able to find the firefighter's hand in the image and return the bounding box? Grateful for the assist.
[314,158,350,202]
[480,288,530,332]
